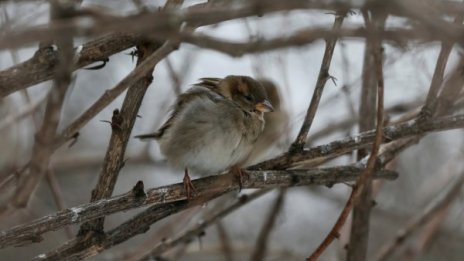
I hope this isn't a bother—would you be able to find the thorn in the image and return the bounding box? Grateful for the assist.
[126,49,139,63]
[84,58,109,70]
[101,109,123,131]
[68,132,79,148]
[328,75,338,86]
[132,180,146,198]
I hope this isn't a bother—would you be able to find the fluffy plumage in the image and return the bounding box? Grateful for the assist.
[136,75,273,192]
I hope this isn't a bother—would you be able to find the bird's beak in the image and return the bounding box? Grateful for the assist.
[255,99,274,112]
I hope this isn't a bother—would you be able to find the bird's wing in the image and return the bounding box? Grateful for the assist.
[155,83,225,139]
[197,77,222,90]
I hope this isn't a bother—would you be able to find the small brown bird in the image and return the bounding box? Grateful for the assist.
[136,75,273,197]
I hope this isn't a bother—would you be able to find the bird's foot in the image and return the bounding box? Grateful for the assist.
[231,166,249,191]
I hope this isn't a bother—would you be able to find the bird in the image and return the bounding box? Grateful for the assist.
[135,75,274,197]
[244,79,288,165]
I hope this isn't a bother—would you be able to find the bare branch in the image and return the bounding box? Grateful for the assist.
[348,11,387,261]
[77,40,163,237]
[290,13,345,152]
[8,1,76,210]
[251,114,464,171]
[0,33,138,98]
[54,41,176,149]
[139,189,271,261]
[0,167,397,249]
[307,9,385,259]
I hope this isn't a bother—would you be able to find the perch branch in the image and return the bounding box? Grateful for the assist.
[0,167,397,249]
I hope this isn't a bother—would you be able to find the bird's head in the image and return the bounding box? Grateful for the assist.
[218,75,274,114]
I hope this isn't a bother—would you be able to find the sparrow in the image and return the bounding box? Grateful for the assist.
[135,75,274,197]
[245,79,288,165]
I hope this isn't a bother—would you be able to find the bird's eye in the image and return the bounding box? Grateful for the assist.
[244,95,253,101]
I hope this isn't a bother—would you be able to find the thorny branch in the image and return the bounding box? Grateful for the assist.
[307,9,385,260]
[71,0,185,257]
[290,13,345,152]
[0,41,177,204]
[347,11,387,261]
[1,1,464,260]
[77,40,163,237]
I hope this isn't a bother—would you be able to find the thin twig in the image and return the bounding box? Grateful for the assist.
[0,95,46,131]
[307,9,385,258]
[251,113,464,171]
[308,99,422,143]
[249,188,286,261]
[138,189,271,261]
[216,220,234,261]
[290,13,345,152]
[347,11,387,261]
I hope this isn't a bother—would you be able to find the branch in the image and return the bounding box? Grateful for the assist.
[0,33,138,98]
[249,188,286,261]
[176,25,461,58]
[290,13,345,152]
[0,167,397,249]
[76,0,186,253]
[36,167,396,261]
[1,0,463,51]
[347,11,386,261]
[0,0,355,50]
[0,41,176,191]
[419,15,463,120]
[250,114,464,171]
[138,189,271,261]
[8,1,76,209]
[53,41,176,149]
[307,8,385,259]
[77,40,163,236]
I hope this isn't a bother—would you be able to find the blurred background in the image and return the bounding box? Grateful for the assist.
[1,0,464,260]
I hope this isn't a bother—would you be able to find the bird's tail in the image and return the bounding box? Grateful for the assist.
[134,132,161,140]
